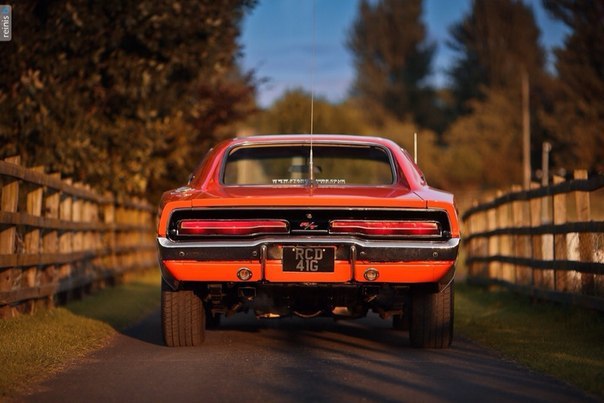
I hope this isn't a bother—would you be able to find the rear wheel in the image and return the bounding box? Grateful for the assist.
[409,282,454,348]
[161,279,205,347]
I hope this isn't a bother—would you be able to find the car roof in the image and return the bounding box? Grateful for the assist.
[226,134,398,147]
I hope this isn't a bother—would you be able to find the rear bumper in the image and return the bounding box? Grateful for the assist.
[158,236,459,262]
[157,236,459,286]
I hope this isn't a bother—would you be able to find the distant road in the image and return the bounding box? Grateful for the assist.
[25,310,597,402]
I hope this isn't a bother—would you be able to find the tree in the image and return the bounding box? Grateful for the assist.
[251,89,363,135]
[0,0,257,201]
[541,0,604,172]
[347,0,439,131]
[448,0,545,115]
[443,0,549,188]
[444,88,524,189]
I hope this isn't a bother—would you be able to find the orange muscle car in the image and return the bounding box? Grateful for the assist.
[157,135,460,348]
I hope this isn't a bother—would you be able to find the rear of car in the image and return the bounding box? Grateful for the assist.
[157,135,460,348]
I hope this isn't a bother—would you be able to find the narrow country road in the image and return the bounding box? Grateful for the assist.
[24,310,596,403]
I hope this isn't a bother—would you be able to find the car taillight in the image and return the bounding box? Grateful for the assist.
[329,220,441,237]
[177,219,289,236]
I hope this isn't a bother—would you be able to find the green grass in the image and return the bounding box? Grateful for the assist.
[67,271,161,328]
[455,283,604,398]
[0,270,160,398]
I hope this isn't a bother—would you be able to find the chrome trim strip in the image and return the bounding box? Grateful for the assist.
[350,245,357,279]
[260,244,267,279]
[165,207,453,241]
[158,235,459,250]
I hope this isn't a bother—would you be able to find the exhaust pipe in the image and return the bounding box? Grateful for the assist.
[293,310,323,318]
[238,287,256,301]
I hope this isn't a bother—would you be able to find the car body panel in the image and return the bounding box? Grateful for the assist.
[157,135,459,291]
[162,259,455,284]
[157,135,460,347]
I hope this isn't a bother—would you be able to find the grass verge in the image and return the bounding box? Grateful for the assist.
[455,283,604,398]
[0,270,160,398]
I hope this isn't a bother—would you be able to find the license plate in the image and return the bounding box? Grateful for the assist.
[282,246,335,272]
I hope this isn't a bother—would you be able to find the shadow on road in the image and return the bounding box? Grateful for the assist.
[113,308,598,403]
[123,307,409,349]
[25,305,599,403]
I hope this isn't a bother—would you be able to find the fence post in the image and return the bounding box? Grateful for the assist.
[511,185,527,286]
[497,190,513,282]
[475,206,489,279]
[58,179,73,301]
[529,182,542,290]
[464,204,475,278]
[0,156,21,318]
[23,166,45,313]
[103,193,116,282]
[487,194,499,280]
[553,175,568,291]
[574,170,594,295]
[43,173,61,308]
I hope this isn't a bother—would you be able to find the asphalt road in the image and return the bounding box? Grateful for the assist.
[25,310,597,403]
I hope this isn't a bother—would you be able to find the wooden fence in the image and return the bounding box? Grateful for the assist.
[0,156,157,318]
[463,170,604,311]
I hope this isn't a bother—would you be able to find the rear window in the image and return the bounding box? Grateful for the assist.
[223,143,394,186]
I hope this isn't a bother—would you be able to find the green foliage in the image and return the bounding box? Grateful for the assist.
[250,89,363,135]
[443,0,548,188]
[541,0,604,173]
[347,0,444,132]
[448,0,545,115]
[0,0,257,202]
[443,88,523,189]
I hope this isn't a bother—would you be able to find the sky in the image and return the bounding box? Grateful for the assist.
[240,0,569,108]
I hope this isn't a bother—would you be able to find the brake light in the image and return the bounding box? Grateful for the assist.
[329,220,441,237]
[178,219,289,236]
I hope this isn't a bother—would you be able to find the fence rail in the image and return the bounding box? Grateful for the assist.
[462,170,604,311]
[0,156,157,318]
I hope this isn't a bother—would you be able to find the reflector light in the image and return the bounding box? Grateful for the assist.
[237,267,253,281]
[364,268,379,281]
[178,219,289,236]
[330,220,441,237]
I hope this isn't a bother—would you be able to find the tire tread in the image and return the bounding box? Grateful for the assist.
[161,280,205,347]
[409,282,454,348]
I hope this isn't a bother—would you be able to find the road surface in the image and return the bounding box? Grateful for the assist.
[24,310,597,402]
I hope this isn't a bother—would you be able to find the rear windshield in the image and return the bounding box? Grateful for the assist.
[223,144,395,186]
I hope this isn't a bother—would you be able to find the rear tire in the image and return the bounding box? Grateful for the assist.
[409,282,454,348]
[161,279,205,347]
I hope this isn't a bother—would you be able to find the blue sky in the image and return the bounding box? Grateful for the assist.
[241,0,569,108]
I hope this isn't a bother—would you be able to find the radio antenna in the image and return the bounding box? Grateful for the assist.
[309,0,316,183]
[414,132,418,164]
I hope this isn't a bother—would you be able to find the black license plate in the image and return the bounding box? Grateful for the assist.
[282,246,335,272]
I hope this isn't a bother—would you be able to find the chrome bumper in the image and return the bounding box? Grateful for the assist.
[157,236,460,262]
